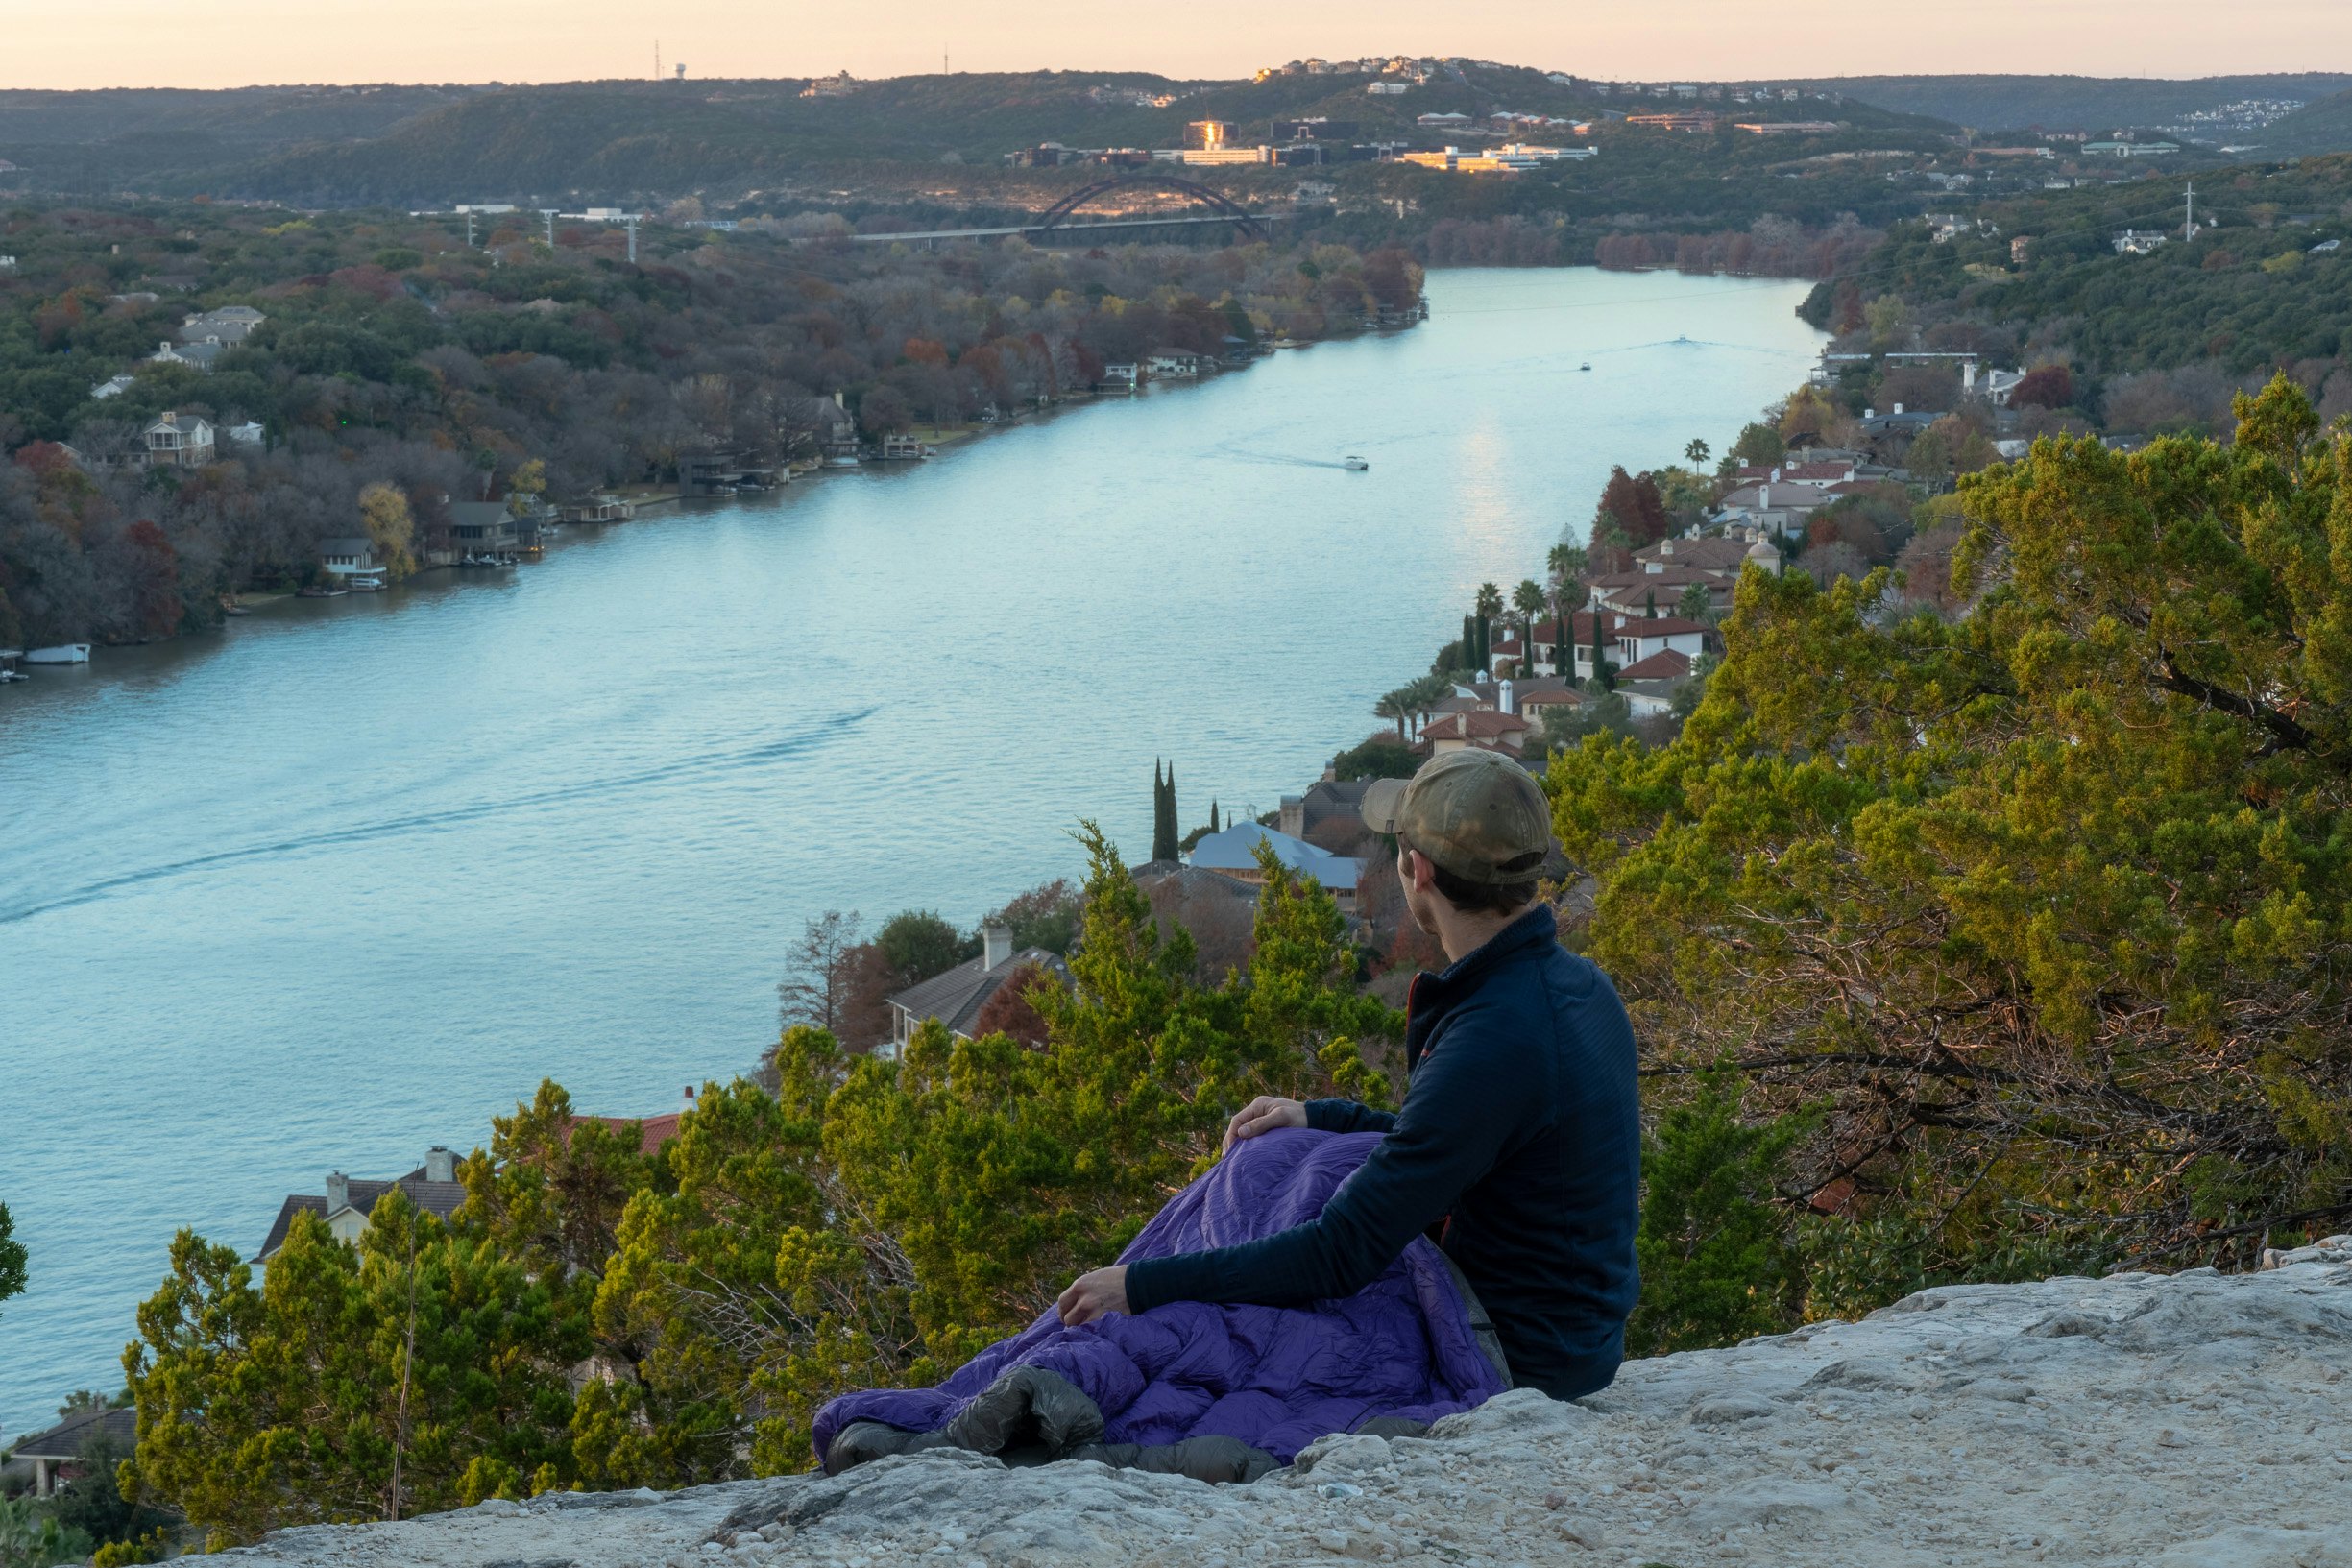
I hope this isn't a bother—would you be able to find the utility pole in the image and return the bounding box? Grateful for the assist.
[654,40,661,81]
[464,211,476,249]
[624,215,640,264]
[2184,180,2195,243]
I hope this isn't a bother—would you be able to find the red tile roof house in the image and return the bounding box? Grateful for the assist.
[1515,613,1627,683]
[1421,708,1532,755]
[1615,615,1713,666]
[1734,459,1857,486]
[1615,648,1699,717]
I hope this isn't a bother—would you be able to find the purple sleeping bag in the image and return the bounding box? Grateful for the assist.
[812,1127,1510,1481]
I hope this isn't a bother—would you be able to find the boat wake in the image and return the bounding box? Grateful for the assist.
[0,708,879,927]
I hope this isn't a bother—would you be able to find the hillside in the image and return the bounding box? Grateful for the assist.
[1764,72,2352,134]
[205,1244,2352,1566]
[0,66,1957,205]
[2262,87,2352,157]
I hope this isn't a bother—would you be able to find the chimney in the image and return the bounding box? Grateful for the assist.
[1770,466,1782,483]
[982,924,1013,971]
[682,1084,698,1116]
[1499,678,1516,716]
[1893,401,1904,416]
[832,390,845,409]
[325,1171,349,1214]
[424,1146,455,1183]
[1863,406,1875,420]
[1280,794,1304,838]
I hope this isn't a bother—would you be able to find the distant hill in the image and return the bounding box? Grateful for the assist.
[1760,74,2352,134]
[0,66,1951,205]
[2259,89,2352,157]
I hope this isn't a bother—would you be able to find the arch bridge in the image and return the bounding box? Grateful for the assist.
[1033,172,1270,244]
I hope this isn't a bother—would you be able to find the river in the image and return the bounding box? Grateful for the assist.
[0,266,1823,1436]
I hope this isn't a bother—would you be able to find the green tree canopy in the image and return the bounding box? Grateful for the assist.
[1547,375,2352,1298]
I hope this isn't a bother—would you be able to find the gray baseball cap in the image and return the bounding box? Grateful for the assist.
[1359,749,1555,885]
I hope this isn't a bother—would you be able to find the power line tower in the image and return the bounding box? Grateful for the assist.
[464,211,477,249]
[2184,180,2196,243]
[539,208,559,246]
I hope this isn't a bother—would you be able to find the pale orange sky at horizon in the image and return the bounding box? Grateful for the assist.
[6,0,2349,92]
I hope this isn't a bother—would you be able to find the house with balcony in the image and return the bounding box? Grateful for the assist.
[318,537,379,577]
[143,411,214,468]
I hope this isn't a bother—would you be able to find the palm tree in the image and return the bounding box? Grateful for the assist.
[1685,438,1710,468]
[1375,688,1411,740]
[1513,578,1547,674]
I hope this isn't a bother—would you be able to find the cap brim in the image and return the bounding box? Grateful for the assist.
[1359,777,1408,834]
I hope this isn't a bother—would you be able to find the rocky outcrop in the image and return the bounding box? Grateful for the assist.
[219,1239,2352,1567]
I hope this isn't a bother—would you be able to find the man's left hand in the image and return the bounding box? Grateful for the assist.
[1055,1266,1129,1326]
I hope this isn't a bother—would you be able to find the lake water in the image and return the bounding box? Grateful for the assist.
[0,266,1822,1437]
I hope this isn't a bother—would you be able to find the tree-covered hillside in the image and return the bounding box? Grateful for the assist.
[1821,157,2352,386]
[1764,73,2352,135]
[0,65,1954,206]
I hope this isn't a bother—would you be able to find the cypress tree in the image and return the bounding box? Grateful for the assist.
[1460,614,1476,673]
[1645,588,1658,619]
[1209,799,1220,833]
[1152,761,1179,862]
[1591,611,1612,691]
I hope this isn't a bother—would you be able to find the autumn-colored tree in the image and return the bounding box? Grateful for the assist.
[355,481,417,580]
[2007,364,2074,410]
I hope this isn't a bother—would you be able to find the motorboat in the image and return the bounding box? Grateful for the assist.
[26,643,92,663]
[1343,455,1370,470]
[1579,363,1591,372]
[347,572,386,591]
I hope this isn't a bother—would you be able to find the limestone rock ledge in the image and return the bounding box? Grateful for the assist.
[219,1239,2352,1568]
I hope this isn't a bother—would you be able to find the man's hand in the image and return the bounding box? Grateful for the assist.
[1055,1266,1128,1327]
[1224,1095,1307,1151]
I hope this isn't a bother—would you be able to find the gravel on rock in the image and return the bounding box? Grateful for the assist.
[212,1238,2352,1568]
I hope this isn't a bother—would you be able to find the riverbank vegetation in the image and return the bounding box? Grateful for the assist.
[0,199,1418,649]
[115,836,1394,1544]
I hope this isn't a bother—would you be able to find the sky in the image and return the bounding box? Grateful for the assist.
[4,0,2348,91]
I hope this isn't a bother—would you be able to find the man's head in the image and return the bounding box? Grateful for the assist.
[1360,749,1554,937]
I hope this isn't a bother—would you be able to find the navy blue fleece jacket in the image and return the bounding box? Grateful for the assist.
[1124,905,1641,1400]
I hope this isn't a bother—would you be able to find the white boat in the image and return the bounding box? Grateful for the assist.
[347,572,386,592]
[1344,455,1370,470]
[25,644,91,664]
[1579,363,1591,372]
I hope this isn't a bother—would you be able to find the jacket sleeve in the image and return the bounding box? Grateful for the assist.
[1126,1028,1520,1314]
[1303,1098,1396,1135]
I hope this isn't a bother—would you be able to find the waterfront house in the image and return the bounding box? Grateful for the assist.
[1421,709,1531,757]
[1279,777,1373,841]
[89,373,137,400]
[253,1146,467,1264]
[1185,822,1361,908]
[1100,362,1139,389]
[1633,534,1755,575]
[143,411,214,468]
[3,1405,138,1499]
[879,432,927,460]
[318,537,379,577]
[1588,567,1732,617]
[578,1085,698,1153]
[883,926,1071,1058]
[1616,615,1711,666]
[448,500,520,555]
[1148,349,1202,378]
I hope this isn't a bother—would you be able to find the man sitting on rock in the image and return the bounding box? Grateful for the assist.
[1056,747,1641,1402]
